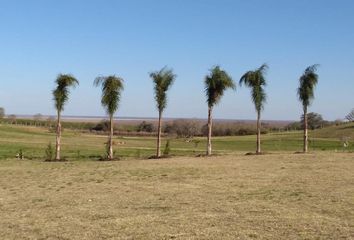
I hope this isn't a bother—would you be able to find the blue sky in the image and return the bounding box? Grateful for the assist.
[0,0,353,120]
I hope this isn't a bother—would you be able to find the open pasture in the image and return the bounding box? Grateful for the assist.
[0,153,353,239]
[0,123,353,160]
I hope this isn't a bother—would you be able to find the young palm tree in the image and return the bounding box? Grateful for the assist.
[94,75,124,160]
[150,67,176,158]
[205,66,235,156]
[297,64,319,153]
[53,74,79,160]
[239,64,268,154]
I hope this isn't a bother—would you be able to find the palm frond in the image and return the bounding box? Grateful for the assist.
[53,74,79,113]
[205,66,235,108]
[239,64,268,113]
[150,67,176,113]
[298,64,319,109]
[94,75,124,116]
[258,63,269,74]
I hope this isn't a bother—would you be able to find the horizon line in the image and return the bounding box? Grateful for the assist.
[3,114,297,123]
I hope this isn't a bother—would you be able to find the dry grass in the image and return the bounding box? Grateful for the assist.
[0,153,353,239]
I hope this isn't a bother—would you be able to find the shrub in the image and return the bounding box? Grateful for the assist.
[17,149,24,160]
[45,143,53,161]
[238,128,257,136]
[137,121,155,132]
[163,140,171,156]
[91,120,110,132]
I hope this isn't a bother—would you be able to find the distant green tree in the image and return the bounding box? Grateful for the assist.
[297,65,319,153]
[8,114,17,124]
[150,67,176,158]
[53,74,79,160]
[33,113,43,126]
[137,121,154,133]
[33,113,43,121]
[205,66,235,155]
[285,121,302,131]
[300,112,325,130]
[94,75,124,160]
[91,120,110,132]
[164,119,201,138]
[240,64,268,154]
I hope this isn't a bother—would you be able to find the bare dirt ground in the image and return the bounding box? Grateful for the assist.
[0,153,353,239]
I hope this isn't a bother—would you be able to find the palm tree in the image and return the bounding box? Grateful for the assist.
[205,66,235,156]
[297,64,319,153]
[94,75,124,160]
[150,67,176,158]
[53,74,79,160]
[239,64,268,154]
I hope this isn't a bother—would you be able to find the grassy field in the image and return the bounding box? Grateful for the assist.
[0,153,353,239]
[0,123,353,160]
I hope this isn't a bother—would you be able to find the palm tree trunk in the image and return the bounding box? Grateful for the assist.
[108,115,114,160]
[55,111,61,160]
[256,111,261,154]
[303,107,308,153]
[157,111,162,158]
[207,106,213,156]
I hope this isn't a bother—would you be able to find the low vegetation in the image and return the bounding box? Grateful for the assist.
[0,117,285,137]
[0,122,352,160]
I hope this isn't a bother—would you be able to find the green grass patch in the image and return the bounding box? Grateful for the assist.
[0,123,353,160]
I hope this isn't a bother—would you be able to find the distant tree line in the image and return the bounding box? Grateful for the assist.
[0,117,278,137]
[163,119,271,137]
